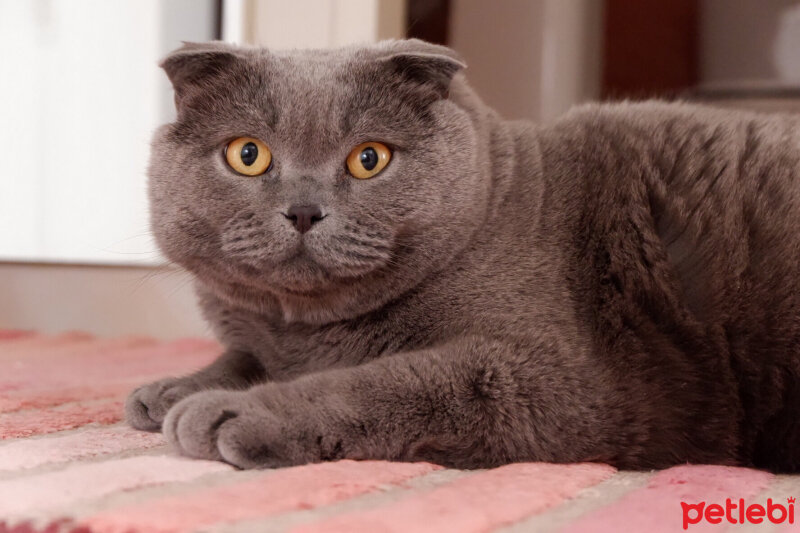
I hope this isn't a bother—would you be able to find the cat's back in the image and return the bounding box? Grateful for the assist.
[534,100,800,469]
[541,99,800,198]
[400,98,800,347]
[541,99,800,312]
[536,99,800,333]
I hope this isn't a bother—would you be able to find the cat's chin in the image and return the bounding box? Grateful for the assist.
[271,282,338,299]
[186,246,400,323]
[200,257,352,301]
[194,261,389,324]
[198,273,364,324]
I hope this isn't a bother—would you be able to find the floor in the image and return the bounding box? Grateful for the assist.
[1,330,795,532]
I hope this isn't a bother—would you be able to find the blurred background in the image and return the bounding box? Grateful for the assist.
[1,0,799,338]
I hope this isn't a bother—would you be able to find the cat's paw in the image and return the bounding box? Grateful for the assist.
[125,377,200,431]
[163,389,315,469]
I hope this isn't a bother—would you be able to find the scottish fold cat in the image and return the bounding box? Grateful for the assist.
[127,39,800,471]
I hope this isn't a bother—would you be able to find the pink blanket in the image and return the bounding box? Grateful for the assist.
[0,331,794,532]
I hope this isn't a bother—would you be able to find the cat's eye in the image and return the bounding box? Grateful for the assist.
[225,137,272,176]
[346,142,391,179]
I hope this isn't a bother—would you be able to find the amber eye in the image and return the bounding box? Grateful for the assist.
[346,142,391,179]
[225,137,272,176]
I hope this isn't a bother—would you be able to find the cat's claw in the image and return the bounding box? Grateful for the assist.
[125,377,199,431]
[163,389,306,469]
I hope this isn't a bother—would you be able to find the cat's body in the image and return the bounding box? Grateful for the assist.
[127,40,800,471]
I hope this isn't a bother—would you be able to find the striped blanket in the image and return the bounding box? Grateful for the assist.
[0,331,794,532]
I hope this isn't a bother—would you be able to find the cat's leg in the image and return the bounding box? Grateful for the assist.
[126,350,266,431]
[161,336,608,469]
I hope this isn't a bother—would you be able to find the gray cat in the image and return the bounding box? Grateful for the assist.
[127,39,800,471]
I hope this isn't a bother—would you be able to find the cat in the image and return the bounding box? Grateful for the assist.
[127,39,800,472]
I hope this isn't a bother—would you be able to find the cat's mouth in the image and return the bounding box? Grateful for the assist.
[196,256,337,301]
[209,221,396,300]
[208,248,361,298]
[272,250,377,294]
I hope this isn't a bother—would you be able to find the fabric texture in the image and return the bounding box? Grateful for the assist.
[0,331,793,532]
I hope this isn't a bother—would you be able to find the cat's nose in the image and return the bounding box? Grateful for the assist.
[284,204,325,234]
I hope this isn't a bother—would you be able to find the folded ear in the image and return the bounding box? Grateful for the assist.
[377,39,466,99]
[160,41,245,112]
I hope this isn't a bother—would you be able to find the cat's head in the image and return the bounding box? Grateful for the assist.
[150,39,491,323]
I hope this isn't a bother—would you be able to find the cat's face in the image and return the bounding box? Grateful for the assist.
[149,40,488,322]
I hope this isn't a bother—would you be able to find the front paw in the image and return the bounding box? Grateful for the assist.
[125,377,200,431]
[163,389,320,469]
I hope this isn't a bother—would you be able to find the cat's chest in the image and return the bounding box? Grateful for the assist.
[219,299,447,380]
[208,237,575,379]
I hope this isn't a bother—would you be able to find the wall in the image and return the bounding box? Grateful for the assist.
[0,263,207,339]
[700,0,800,86]
[224,0,406,47]
[448,0,603,122]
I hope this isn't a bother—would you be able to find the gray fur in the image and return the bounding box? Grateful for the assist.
[127,39,800,471]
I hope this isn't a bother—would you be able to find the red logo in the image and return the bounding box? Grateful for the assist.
[682,498,795,529]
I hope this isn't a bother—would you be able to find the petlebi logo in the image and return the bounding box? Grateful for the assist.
[682,497,795,529]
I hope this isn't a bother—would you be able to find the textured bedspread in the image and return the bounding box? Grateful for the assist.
[1,331,794,532]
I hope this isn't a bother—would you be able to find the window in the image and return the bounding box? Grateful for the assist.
[0,0,218,264]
